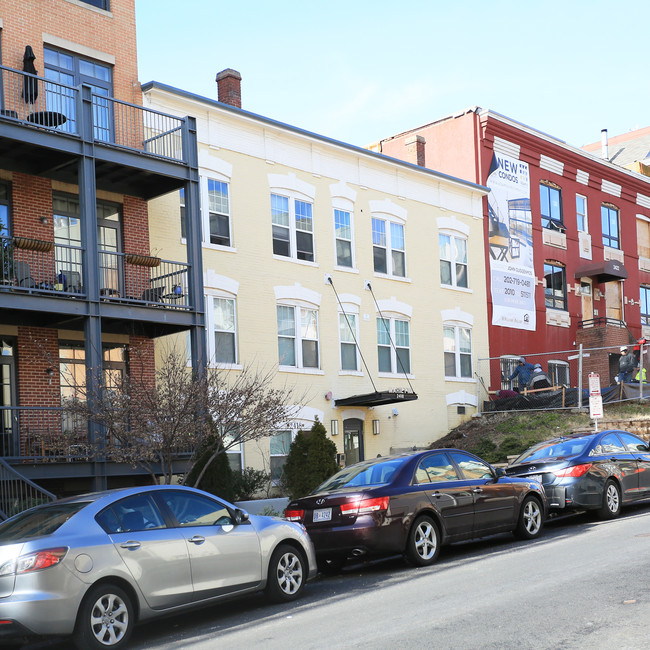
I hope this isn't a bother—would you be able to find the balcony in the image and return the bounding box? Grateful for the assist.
[0,64,191,199]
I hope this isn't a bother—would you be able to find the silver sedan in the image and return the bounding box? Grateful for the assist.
[0,485,316,649]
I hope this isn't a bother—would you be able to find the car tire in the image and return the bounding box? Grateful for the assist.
[265,544,306,603]
[73,583,134,650]
[317,556,346,575]
[514,495,544,540]
[597,479,622,520]
[405,515,440,567]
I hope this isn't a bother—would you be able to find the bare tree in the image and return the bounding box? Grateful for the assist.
[63,344,308,485]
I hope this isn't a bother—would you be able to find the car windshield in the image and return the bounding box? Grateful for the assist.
[315,457,408,491]
[0,502,88,542]
[513,438,592,464]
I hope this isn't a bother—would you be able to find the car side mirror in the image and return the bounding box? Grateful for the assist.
[494,467,507,479]
[234,508,249,524]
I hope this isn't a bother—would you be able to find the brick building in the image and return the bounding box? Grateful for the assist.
[372,108,650,391]
[0,0,205,496]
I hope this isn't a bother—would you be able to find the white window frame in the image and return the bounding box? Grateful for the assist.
[201,174,234,250]
[334,208,355,269]
[576,194,588,233]
[270,429,295,483]
[271,193,315,262]
[277,304,320,370]
[339,312,361,373]
[210,296,238,366]
[204,277,240,369]
[443,323,473,380]
[222,425,243,473]
[377,316,411,376]
[548,360,569,387]
[372,217,406,278]
[439,232,468,289]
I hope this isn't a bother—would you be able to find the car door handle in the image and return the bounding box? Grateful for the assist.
[189,535,205,545]
[472,488,483,493]
[120,541,141,550]
[429,491,442,499]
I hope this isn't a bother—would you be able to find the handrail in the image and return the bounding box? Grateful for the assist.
[0,458,56,520]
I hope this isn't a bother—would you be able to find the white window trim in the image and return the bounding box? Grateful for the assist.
[439,230,469,290]
[576,194,588,233]
[443,322,474,382]
[271,192,316,263]
[277,303,321,371]
[204,291,240,369]
[333,207,357,271]
[377,316,413,378]
[339,310,360,374]
[331,183,357,271]
[202,175,234,251]
[372,216,408,279]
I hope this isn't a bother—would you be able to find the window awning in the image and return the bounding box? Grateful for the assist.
[334,391,418,407]
[574,260,628,282]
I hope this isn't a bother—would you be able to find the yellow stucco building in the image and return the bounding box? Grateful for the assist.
[143,75,489,479]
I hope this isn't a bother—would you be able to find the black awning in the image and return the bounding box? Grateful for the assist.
[334,391,418,407]
[574,260,628,282]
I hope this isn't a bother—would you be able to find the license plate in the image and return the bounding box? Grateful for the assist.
[528,474,543,484]
[313,508,332,522]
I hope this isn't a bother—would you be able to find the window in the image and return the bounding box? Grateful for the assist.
[601,204,620,249]
[339,313,359,371]
[0,183,11,282]
[271,194,314,261]
[641,286,650,326]
[444,326,472,379]
[637,217,650,259]
[334,209,353,267]
[377,318,410,374]
[449,451,493,480]
[539,183,563,230]
[179,188,186,239]
[157,491,233,528]
[548,361,569,387]
[208,179,230,246]
[414,453,459,484]
[79,0,110,9]
[270,430,293,481]
[213,298,237,364]
[277,305,319,368]
[576,195,588,233]
[544,262,566,310]
[53,194,82,291]
[222,426,243,473]
[44,47,112,140]
[372,218,405,277]
[439,233,468,288]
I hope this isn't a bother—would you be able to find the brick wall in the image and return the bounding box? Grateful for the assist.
[1,0,141,105]
[17,327,60,407]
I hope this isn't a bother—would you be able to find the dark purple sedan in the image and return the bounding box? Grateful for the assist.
[285,449,547,573]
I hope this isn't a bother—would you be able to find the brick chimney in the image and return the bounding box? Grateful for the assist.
[216,68,242,108]
[405,135,426,167]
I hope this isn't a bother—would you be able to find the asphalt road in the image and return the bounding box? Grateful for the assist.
[22,506,650,650]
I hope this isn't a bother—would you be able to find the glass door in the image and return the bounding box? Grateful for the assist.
[0,338,17,456]
[343,418,364,466]
[97,202,122,297]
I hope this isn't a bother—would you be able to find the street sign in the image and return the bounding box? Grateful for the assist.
[588,372,601,396]
[589,394,603,419]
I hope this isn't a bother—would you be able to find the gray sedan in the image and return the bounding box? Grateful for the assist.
[0,485,316,649]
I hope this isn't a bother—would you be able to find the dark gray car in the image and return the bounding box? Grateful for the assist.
[0,485,316,648]
[505,429,650,518]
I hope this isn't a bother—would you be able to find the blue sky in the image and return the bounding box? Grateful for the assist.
[135,0,649,150]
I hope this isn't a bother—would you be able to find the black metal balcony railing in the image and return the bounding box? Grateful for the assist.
[0,64,185,162]
[0,236,190,309]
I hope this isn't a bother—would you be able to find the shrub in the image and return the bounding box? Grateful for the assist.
[283,417,338,500]
[233,467,270,501]
[468,437,499,464]
[185,436,236,502]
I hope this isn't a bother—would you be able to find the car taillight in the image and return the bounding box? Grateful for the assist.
[284,509,304,522]
[340,496,390,516]
[553,463,593,478]
[0,547,68,577]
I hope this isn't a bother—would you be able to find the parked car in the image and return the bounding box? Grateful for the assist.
[284,449,547,573]
[505,429,650,518]
[0,485,316,649]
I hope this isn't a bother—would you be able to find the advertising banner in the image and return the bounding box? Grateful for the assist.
[487,152,535,330]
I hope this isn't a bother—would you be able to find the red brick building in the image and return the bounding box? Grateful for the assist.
[373,108,650,390]
[0,0,205,497]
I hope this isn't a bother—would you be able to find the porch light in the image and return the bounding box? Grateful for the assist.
[330,420,339,436]
[373,419,380,435]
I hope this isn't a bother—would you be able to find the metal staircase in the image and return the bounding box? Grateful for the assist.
[0,458,56,520]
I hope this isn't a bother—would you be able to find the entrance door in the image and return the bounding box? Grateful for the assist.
[97,203,122,297]
[0,338,17,456]
[343,418,364,466]
[605,281,623,321]
[581,280,593,321]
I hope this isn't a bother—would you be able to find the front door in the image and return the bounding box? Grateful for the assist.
[581,280,593,321]
[343,418,364,466]
[97,203,122,297]
[605,280,623,321]
[0,338,17,456]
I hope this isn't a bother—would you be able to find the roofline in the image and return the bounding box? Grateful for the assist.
[140,81,489,195]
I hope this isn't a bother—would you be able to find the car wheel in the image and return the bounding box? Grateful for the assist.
[73,583,134,650]
[597,479,621,520]
[265,544,306,603]
[514,495,544,539]
[317,556,346,575]
[405,515,440,567]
